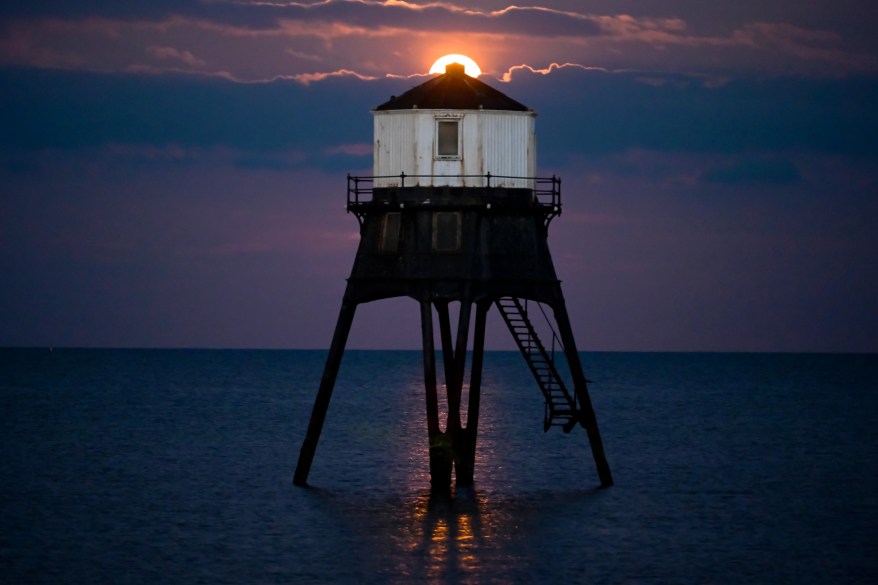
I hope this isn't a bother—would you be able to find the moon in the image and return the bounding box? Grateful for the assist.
[429,54,482,77]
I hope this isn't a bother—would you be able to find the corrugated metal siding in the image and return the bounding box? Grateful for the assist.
[373,109,536,188]
[374,112,417,187]
[480,114,534,188]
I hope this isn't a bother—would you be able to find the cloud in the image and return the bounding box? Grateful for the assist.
[0,67,392,154]
[499,62,607,82]
[323,143,372,156]
[3,66,877,165]
[232,154,308,171]
[2,2,875,80]
[284,48,322,62]
[146,45,206,67]
[285,68,379,85]
[246,1,606,37]
[732,21,878,72]
[506,68,878,159]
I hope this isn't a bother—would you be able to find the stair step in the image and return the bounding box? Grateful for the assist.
[496,296,582,433]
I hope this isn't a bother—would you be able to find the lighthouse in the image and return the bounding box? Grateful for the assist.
[294,62,612,490]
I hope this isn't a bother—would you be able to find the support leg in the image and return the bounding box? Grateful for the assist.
[434,300,477,487]
[421,301,451,491]
[553,299,614,488]
[447,300,471,434]
[454,300,487,487]
[436,301,455,389]
[293,298,357,486]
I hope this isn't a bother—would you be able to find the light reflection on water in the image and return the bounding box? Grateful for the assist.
[313,352,540,582]
[300,479,610,584]
[290,351,878,584]
[403,491,492,583]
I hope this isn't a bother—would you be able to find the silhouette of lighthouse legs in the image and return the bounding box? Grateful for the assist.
[551,297,614,487]
[293,291,612,489]
[293,295,357,487]
[420,298,488,491]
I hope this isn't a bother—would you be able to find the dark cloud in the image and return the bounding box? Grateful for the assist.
[507,68,878,159]
[0,0,285,30]
[0,1,199,21]
[0,68,404,156]
[3,67,876,164]
[214,2,604,37]
[3,1,875,83]
[4,0,871,46]
[699,157,801,185]
[0,1,601,36]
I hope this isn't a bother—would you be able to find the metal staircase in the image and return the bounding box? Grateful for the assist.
[495,297,579,432]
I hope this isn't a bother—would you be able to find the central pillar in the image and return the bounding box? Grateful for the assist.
[421,301,452,491]
[452,300,488,486]
[421,299,487,491]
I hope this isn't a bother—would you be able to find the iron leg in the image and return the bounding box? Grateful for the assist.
[421,301,452,491]
[553,299,614,487]
[293,299,357,486]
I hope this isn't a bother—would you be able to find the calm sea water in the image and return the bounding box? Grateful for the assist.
[1,349,875,584]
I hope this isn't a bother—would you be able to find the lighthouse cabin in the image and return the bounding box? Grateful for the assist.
[343,61,562,292]
[372,62,536,188]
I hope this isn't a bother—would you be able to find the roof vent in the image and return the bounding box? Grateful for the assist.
[445,62,466,77]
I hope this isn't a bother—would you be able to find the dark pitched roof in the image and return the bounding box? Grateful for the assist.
[375,63,530,112]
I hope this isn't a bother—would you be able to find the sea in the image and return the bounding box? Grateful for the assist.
[1,349,875,584]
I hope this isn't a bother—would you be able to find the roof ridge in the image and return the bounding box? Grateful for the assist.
[375,71,529,112]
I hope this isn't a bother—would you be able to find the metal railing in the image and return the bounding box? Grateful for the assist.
[347,173,561,212]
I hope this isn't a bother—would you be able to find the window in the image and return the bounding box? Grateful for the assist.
[379,212,401,253]
[436,119,460,158]
[432,212,461,252]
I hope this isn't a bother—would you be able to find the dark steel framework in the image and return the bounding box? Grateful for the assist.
[294,175,612,491]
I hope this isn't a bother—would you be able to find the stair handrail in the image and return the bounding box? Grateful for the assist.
[496,297,579,431]
[532,300,578,412]
[535,302,562,357]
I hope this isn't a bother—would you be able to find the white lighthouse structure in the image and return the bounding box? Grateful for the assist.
[372,62,535,188]
[294,62,613,492]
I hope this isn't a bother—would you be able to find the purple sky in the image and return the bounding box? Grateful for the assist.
[1,1,876,352]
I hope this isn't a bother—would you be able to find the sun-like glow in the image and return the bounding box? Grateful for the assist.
[429,54,481,77]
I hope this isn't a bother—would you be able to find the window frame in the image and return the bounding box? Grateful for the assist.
[434,115,463,160]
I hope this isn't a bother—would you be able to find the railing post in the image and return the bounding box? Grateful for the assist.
[556,175,561,208]
[400,172,406,187]
[486,172,492,188]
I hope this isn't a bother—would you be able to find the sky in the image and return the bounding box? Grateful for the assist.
[1,0,876,352]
